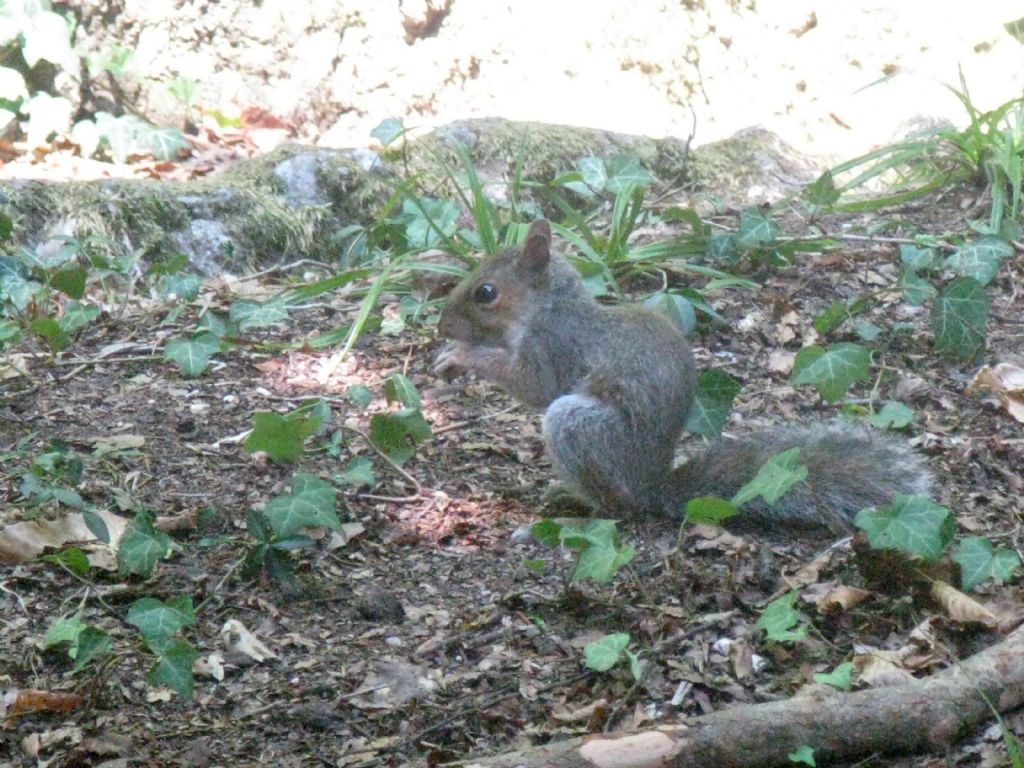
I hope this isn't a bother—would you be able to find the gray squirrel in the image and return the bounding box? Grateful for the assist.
[435,219,934,532]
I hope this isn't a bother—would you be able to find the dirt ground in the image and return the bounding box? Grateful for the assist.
[1,180,1023,766]
[1,3,1024,765]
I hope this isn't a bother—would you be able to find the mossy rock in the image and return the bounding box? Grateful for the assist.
[0,120,818,274]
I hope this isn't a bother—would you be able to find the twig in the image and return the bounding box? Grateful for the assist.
[235,258,334,282]
[0,579,28,614]
[341,424,424,496]
[0,381,39,402]
[827,232,959,251]
[51,354,159,367]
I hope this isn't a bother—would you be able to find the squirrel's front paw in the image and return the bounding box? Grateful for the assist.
[434,342,470,378]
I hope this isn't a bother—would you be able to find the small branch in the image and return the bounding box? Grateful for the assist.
[342,424,424,496]
[235,258,335,282]
[457,623,1024,768]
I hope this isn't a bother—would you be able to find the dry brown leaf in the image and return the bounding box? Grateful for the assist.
[349,660,439,711]
[774,310,800,343]
[326,522,366,550]
[193,653,225,681]
[930,580,998,626]
[1,353,31,380]
[689,524,748,554]
[967,363,1024,423]
[18,726,83,759]
[220,619,278,662]
[0,509,127,566]
[771,545,844,599]
[551,698,610,724]
[812,583,870,614]
[2,689,87,719]
[82,434,146,455]
[852,653,916,688]
[730,639,755,679]
[767,348,796,373]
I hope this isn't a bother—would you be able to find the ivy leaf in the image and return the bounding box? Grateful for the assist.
[788,745,817,766]
[117,512,173,577]
[143,126,188,161]
[30,316,68,352]
[854,494,954,562]
[44,614,87,650]
[898,266,937,306]
[1,271,43,310]
[792,343,871,402]
[71,627,111,673]
[245,410,323,462]
[814,661,854,691]
[41,546,91,577]
[953,537,1021,591]
[736,208,779,252]
[899,244,938,271]
[24,92,72,147]
[345,385,373,408]
[403,196,459,248]
[336,456,376,488]
[522,558,545,573]
[126,596,195,642]
[685,369,742,437]
[853,321,882,341]
[245,509,273,549]
[944,236,1012,286]
[197,310,232,337]
[530,519,563,548]
[560,519,635,584]
[604,154,652,192]
[805,170,840,208]
[59,301,100,335]
[22,11,75,69]
[812,295,869,335]
[931,277,990,361]
[583,633,630,672]
[384,373,421,408]
[756,591,807,642]
[0,66,27,105]
[368,408,432,465]
[370,117,404,147]
[264,473,341,537]
[684,496,738,525]
[50,264,87,299]
[0,320,21,347]
[577,156,608,190]
[867,402,914,430]
[706,232,738,264]
[732,447,808,507]
[229,298,290,331]
[625,649,644,681]
[643,292,696,336]
[149,640,198,697]
[164,331,221,377]
[158,272,202,301]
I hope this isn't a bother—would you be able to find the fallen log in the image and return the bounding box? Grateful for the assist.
[460,623,1024,768]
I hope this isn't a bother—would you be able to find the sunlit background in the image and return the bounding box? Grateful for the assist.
[96,1,1024,160]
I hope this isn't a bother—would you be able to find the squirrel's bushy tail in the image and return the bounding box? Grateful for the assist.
[669,422,935,533]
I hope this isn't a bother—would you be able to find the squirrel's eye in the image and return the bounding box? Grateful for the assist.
[472,283,499,304]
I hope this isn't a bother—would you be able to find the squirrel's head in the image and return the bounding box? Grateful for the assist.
[438,219,552,345]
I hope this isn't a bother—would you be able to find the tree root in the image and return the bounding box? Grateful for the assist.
[458,623,1024,768]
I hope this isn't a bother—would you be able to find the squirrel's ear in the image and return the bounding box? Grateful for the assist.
[521,219,551,270]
